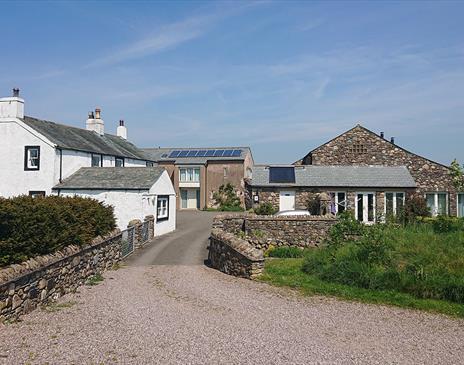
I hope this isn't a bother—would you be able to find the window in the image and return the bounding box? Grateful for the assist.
[426,192,448,216]
[457,193,464,218]
[329,192,346,214]
[115,157,124,167]
[157,196,169,220]
[223,167,228,178]
[91,154,102,167]
[146,161,154,167]
[385,192,405,219]
[29,191,45,198]
[24,146,40,170]
[348,143,367,154]
[179,167,200,182]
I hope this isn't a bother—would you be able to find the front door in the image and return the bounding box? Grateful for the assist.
[356,192,375,223]
[181,189,200,209]
[279,190,295,211]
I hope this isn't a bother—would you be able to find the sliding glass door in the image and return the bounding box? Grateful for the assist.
[356,192,375,223]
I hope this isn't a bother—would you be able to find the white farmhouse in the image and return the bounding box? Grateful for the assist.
[53,167,176,233]
[0,89,153,197]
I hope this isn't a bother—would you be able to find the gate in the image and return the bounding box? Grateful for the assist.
[121,226,135,258]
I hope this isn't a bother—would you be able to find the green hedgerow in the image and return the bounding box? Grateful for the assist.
[0,195,115,267]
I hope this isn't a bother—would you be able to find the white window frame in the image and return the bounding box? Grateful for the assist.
[384,192,405,217]
[329,191,347,214]
[355,192,376,224]
[425,192,448,216]
[91,154,102,167]
[157,196,169,221]
[457,193,464,218]
[115,157,124,167]
[179,167,200,182]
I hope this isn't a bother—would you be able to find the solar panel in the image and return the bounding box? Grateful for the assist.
[223,149,234,157]
[231,149,242,157]
[169,150,181,158]
[187,150,198,157]
[178,150,189,157]
[269,167,296,183]
[205,150,215,157]
[196,150,207,157]
[214,150,224,157]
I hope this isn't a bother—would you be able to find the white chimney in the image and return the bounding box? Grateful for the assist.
[0,88,24,119]
[117,119,127,139]
[86,107,104,135]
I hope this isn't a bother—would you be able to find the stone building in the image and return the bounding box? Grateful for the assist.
[247,125,463,221]
[142,147,254,210]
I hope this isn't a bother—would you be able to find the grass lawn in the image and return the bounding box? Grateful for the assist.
[259,258,464,318]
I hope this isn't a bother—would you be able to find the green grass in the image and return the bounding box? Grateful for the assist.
[260,258,464,318]
[42,300,77,313]
[85,273,104,286]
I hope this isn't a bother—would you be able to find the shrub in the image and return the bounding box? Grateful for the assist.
[306,193,321,215]
[303,222,464,304]
[0,195,115,266]
[254,202,277,215]
[430,215,464,234]
[325,211,365,247]
[213,183,242,211]
[404,194,431,223]
[268,246,306,258]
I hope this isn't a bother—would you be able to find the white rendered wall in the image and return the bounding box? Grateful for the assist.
[0,119,56,197]
[58,189,147,229]
[126,158,146,167]
[150,170,177,236]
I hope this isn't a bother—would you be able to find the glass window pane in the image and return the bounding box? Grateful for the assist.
[426,194,435,213]
[458,194,464,217]
[357,194,363,221]
[438,193,447,215]
[396,193,404,215]
[194,168,200,182]
[368,194,374,222]
[180,169,186,182]
[337,192,346,213]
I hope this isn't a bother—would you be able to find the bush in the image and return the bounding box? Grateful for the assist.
[0,195,115,266]
[404,194,430,223]
[254,202,277,215]
[306,193,321,215]
[268,246,306,258]
[213,183,242,211]
[303,222,464,304]
[430,215,464,234]
[325,211,365,247]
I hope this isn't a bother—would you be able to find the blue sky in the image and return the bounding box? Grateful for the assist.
[2,1,463,164]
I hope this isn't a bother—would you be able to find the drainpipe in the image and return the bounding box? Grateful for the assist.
[59,148,63,183]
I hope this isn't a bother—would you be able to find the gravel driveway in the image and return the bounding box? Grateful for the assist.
[1,212,463,364]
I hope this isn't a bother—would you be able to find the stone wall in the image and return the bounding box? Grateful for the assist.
[0,216,155,322]
[209,229,264,279]
[301,125,459,215]
[213,214,338,250]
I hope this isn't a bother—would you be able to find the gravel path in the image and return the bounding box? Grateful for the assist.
[1,264,463,364]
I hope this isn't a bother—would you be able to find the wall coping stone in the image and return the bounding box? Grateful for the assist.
[0,229,121,288]
[211,229,263,261]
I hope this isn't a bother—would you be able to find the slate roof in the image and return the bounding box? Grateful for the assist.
[142,147,251,165]
[250,165,416,188]
[22,116,149,161]
[53,167,165,190]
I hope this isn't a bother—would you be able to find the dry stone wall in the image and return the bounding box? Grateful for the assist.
[0,216,155,322]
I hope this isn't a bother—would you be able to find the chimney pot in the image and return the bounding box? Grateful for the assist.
[12,88,20,97]
[380,132,384,139]
[119,119,124,126]
[117,119,127,139]
[88,111,94,119]
[95,108,101,119]
[391,137,395,144]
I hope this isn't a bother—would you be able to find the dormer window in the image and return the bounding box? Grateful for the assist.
[24,146,40,171]
[115,157,124,167]
[91,154,102,167]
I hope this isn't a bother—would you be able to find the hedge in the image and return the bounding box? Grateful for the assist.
[0,195,116,267]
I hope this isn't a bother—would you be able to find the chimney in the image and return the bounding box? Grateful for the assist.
[380,132,384,139]
[117,119,127,140]
[0,88,24,119]
[86,107,104,135]
[390,137,395,144]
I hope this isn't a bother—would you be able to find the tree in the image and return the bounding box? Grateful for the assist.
[212,183,242,211]
[450,159,464,191]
